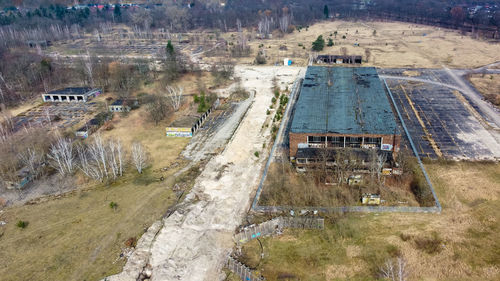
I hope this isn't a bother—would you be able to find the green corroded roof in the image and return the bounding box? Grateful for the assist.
[290,66,398,135]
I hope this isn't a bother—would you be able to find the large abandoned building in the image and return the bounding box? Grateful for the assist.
[42,87,101,103]
[289,66,401,170]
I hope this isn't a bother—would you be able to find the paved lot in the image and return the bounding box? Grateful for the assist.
[383,73,500,160]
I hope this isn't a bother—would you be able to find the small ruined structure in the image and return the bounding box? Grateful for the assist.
[316,55,362,64]
[42,87,101,103]
[75,112,112,139]
[108,99,139,112]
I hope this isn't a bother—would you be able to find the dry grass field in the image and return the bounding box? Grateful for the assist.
[238,161,500,280]
[48,20,500,69]
[224,20,500,69]
[0,160,195,281]
[0,73,209,280]
[468,74,500,108]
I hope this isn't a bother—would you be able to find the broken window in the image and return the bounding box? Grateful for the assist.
[345,137,362,148]
[363,137,381,148]
[308,136,325,143]
[327,136,345,147]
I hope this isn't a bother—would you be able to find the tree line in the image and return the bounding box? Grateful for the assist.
[1,1,499,33]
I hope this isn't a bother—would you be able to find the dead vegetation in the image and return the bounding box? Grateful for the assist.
[239,161,500,280]
[259,152,430,207]
[468,74,500,108]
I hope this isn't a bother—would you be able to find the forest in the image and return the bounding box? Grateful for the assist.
[0,0,499,108]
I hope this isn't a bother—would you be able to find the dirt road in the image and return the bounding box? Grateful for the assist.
[106,66,302,281]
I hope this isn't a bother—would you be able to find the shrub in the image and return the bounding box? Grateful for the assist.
[271,97,276,103]
[414,232,443,254]
[254,151,259,158]
[327,38,334,46]
[266,109,270,115]
[109,201,118,210]
[124,237,137,248]
[16,220,28,229]
[399,233,413,242]
[255,52,266,65]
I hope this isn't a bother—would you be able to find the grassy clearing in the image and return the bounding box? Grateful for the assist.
[0,103,195,280]
[0,170,178,281]
[237,161,500,280]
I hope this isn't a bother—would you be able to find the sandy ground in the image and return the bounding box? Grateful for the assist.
[106,66,302,281]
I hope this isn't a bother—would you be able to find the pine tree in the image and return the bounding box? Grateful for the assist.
[323,5,329,19]
[312,35,325,51]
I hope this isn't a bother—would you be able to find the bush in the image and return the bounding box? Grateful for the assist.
[414,232,443,254]
[271,97,276,103]
[124,237,137,248]
[274,89,280,98]
[327,38,334,46]
[254,151,259,158]
[16,220,28,229]
[255,52,266,65]
[266,109,270,115]
[109,201,118,210]
[399,233,413,242]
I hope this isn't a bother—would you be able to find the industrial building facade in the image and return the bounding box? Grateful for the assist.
[289,66,401,170]
[42,87,101,103]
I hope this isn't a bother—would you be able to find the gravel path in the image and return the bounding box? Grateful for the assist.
[106,66,302,281]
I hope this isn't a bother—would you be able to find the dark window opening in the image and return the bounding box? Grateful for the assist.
[345,137,362,148]
[61,96,67,101]
[69,96,75,101]
[77,96,83,101]
[308,136,326,143]
[327,136,345,147]
[44,95,51,100]
[53,95,60,101]
[364,137,382,148]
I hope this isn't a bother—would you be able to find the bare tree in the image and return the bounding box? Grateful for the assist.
[340,47,348,56]
[0,113,14,143]
[166,85,184,111]
[83,49,95,87]
[279,7,292,34]
[132,142,147,174]
[380,256,409,281]
[77,143,103,181]
[47,137,75,176]
[365,48,371,62]
[258,11,272,38]
[18,148,44,175]
[376,153,387,182]
[147,95,169,125]
[77,135,125,181]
